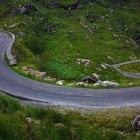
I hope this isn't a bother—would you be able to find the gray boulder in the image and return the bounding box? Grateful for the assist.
[14,6,29,15]
[82,76,97,84]
[76,82,88,86]
[13,3,37,15]
[100,81,119,88]
[132,115,140,135]
[56,80,65,86]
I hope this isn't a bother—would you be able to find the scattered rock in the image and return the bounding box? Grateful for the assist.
[26,117,32,123]
[22,66,46,79]
[107,56,116,63]
[82,76,97,84]
[92,73,100,80]
[56,80,64,86]
[19,7,28,14]
[129,53,137,60]
[118,46,129,50]
[128,83,133,86]
[8,23,18,28]
[93,82,101,87]
[43,25,57,33]
[34,71,46,79]
[114,34,124,41]
[77,58,91,67]
[44,76,56,82]
[85,11,98,23]
[10,59,17,65]
[100,63,107,69]
[100,81,119,88]
[13,3,37,15]
[14,6,29,15]
[100,63,111,69]
[132,115,140,135]
[40,17,45,23]
[76,82,88,86]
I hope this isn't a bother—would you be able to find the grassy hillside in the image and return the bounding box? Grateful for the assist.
[0,0,140,87]
[1,94,140,140]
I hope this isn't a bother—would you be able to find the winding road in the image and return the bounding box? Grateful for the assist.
[1,32,140,110]
[112,61,140,78]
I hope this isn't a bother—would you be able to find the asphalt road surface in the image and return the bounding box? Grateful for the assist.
[0,32,140,110]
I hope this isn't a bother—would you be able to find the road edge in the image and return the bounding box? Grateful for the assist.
[112,60,140,78]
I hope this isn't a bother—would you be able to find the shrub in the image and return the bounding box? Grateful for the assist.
[26,35,46,55]
[0,94,21,114]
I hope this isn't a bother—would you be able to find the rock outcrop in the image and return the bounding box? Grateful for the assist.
[13,3,37,15]
[100,81,119,88]
[82,76,97,84]
[22,66,46,79]
[132,115,140,135]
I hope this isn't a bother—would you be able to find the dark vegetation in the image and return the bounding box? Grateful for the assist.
[1,94,140,140]
[0,0,140,86]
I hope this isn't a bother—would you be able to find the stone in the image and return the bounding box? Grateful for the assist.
[40,17,45,23]
[34,71,46,79]
[10,59,17,65]
[14,6,29,15]
[13,3,37,15]
[21,66,46,79]
[92,73,100,80]
[43,26,56,33]
[44,76,56,82]
[100,63,107,69]
[81,76,97,84]
[55,123,66,129]
[26,118,32,123]
[77,58,91,66]
[8,23,17,28]
[56,80,64,86]
[128,83,133,86]
[93,82,101,87]
[19,7,27,14]
[76,82,88,86]
[100,63,111,69]
[107,56,116,63]
[100,81,119,88]
[132,115,140,135]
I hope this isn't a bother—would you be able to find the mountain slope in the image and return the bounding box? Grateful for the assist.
[0,0,140,87]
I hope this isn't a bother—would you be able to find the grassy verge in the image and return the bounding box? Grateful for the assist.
[120,62,140,73]
[1,94,140,140]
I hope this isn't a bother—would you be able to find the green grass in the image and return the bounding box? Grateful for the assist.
[120,62,140,73]
[1,0,140,87]
[1,94,140,140]
[58,0,79,6]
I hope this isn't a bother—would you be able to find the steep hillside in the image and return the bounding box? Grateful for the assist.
[1,94,140,140]
[0,0,140,87]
